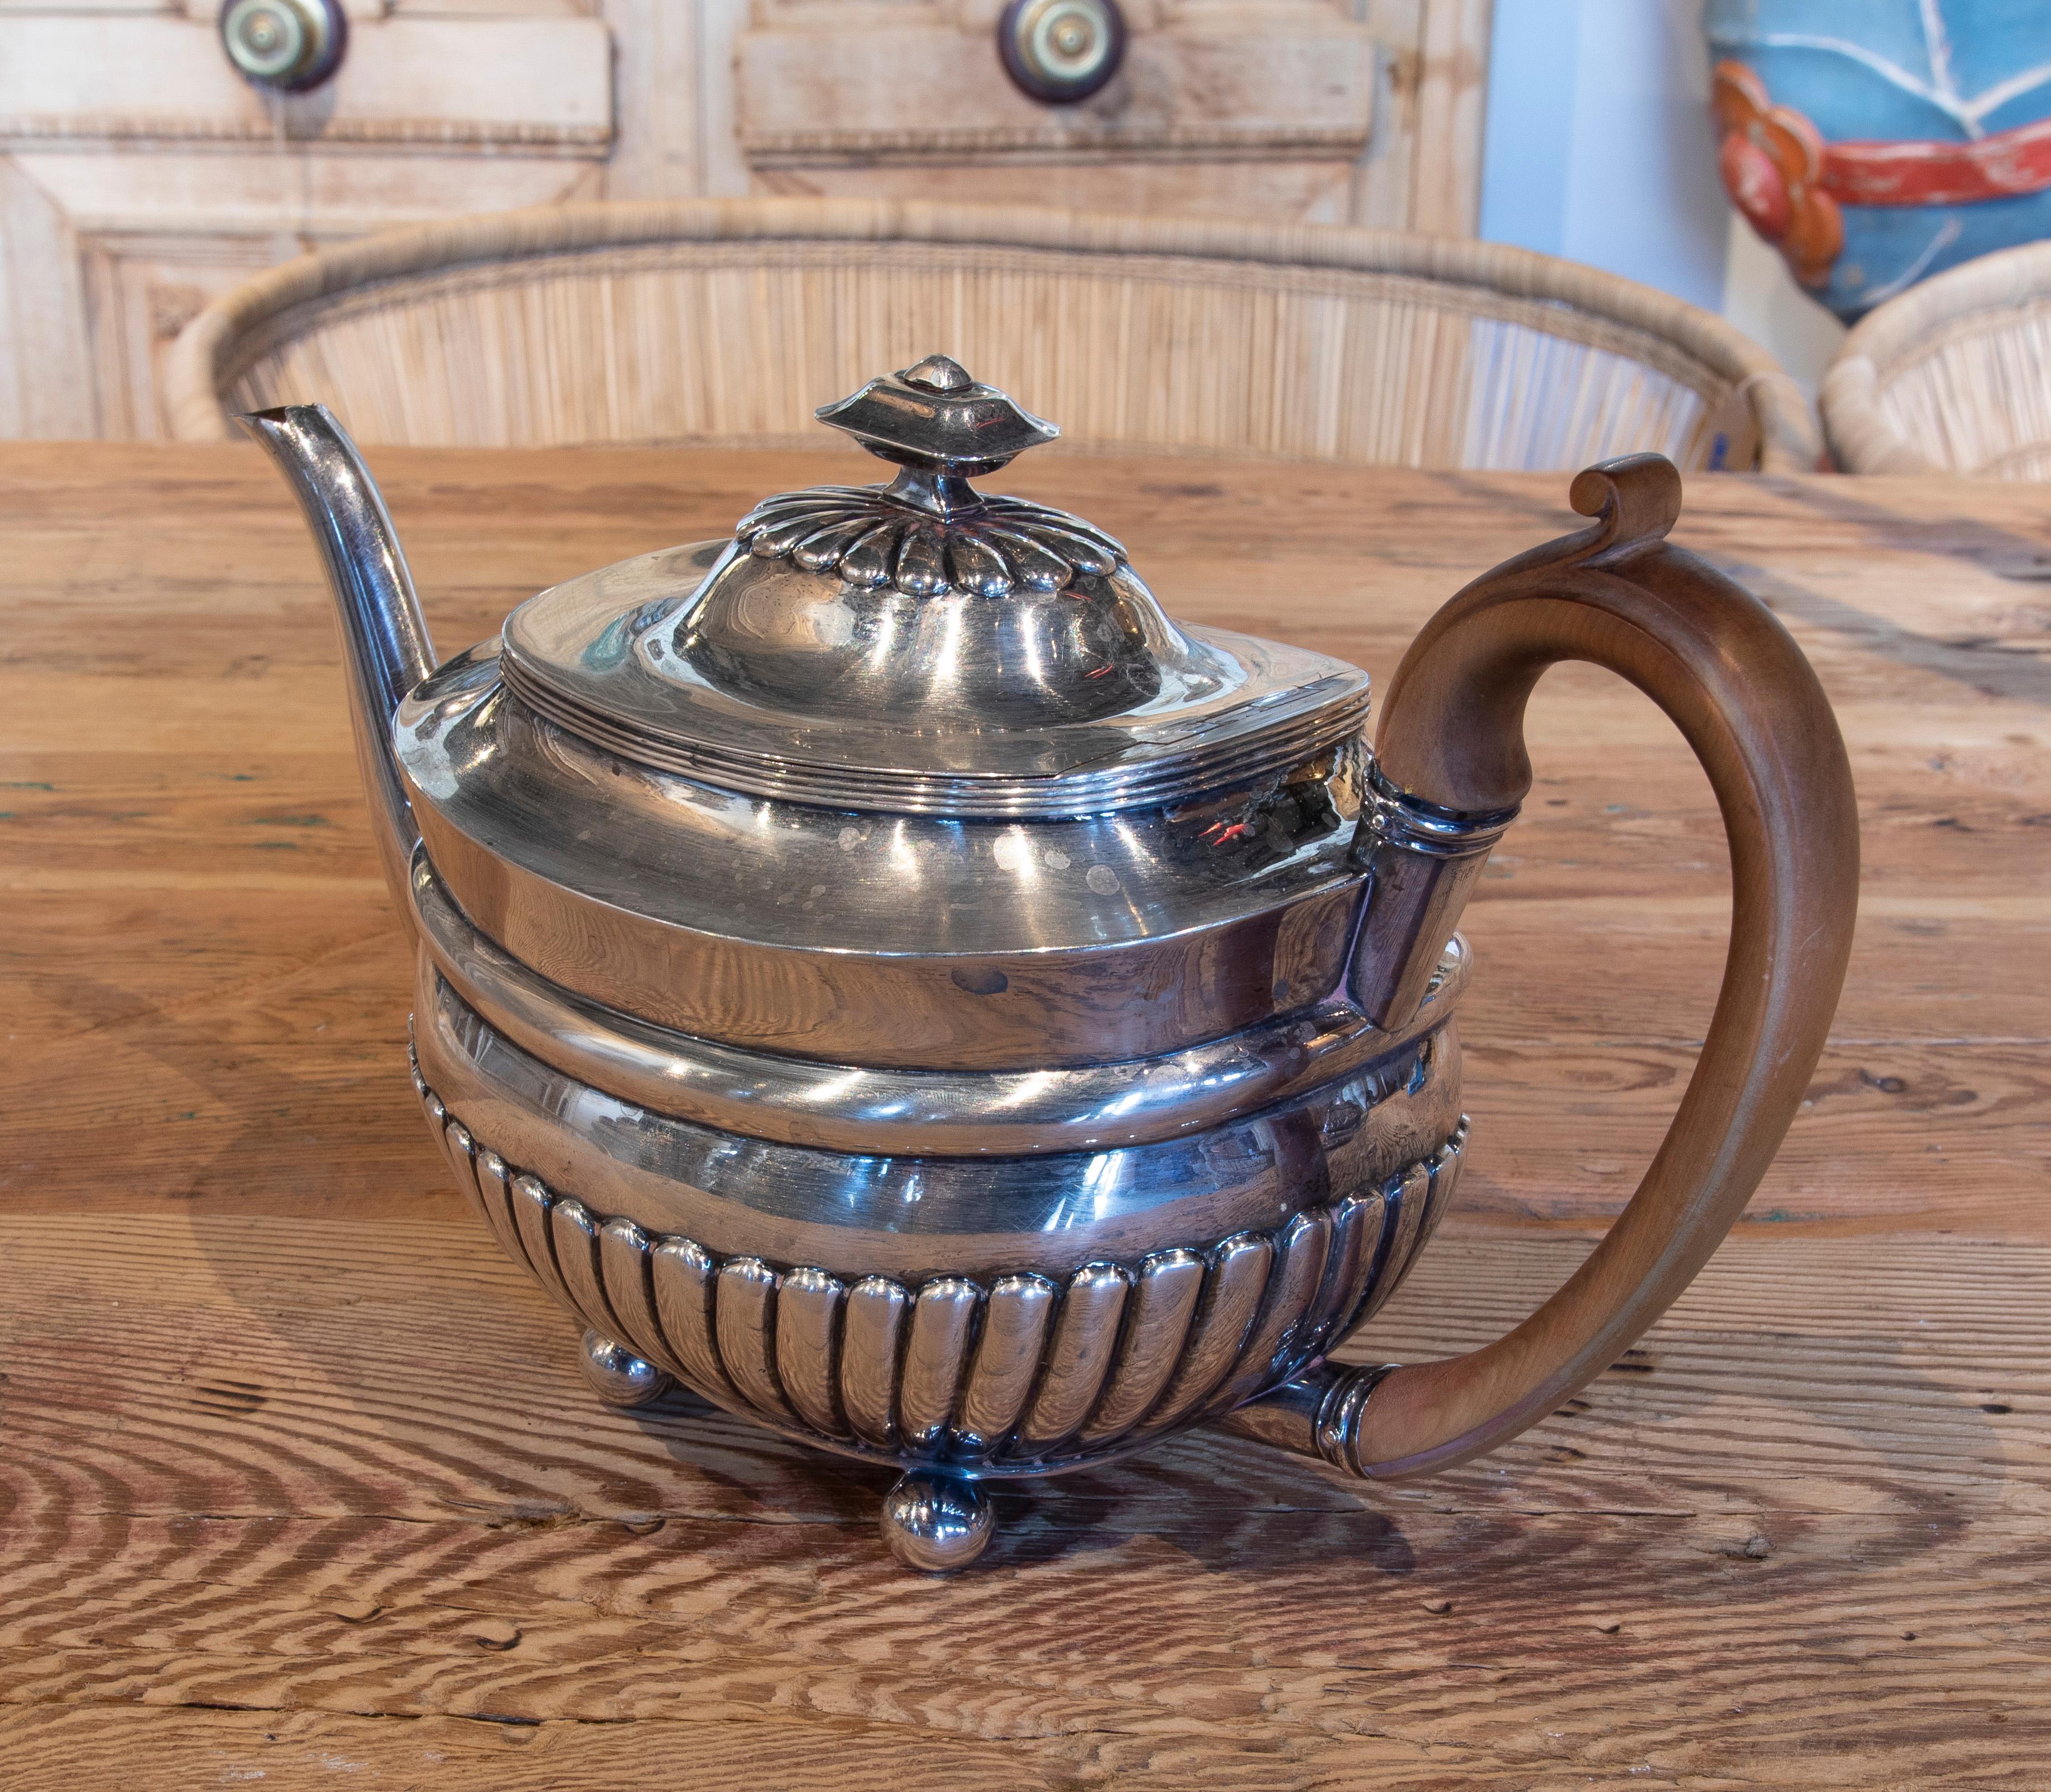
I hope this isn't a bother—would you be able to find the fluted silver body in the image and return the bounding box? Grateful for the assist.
[250,356,1489,1561]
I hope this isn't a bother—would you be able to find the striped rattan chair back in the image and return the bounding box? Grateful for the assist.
[170,200,1815,473]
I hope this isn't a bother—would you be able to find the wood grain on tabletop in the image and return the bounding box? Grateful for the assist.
[1,443,2046,1788]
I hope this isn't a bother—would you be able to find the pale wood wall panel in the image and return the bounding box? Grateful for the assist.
[0,0,1494,439]
[0,156,94,437]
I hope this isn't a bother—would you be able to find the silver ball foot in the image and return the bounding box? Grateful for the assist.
[578,1329,673,1407]
[880,1473,994,1572]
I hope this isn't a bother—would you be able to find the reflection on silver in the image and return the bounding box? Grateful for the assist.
[1015,1264,1129,1452]
[736,487,1121,600]
[409,846,1465,1155]
[403,659,1374,1068]
[1137,1232,1273,1436]
[599,1218,673,1374]
[957,1275,1058,1453]
[416,1043,1467,1486]
[416,960,1463,1283]
[242,405,433,921]
[775,1267,847,1438]
[439,1117,481,1227]
[1354,1160,1435,1329]
[650,1238,733,1403]
[1075,1249,1204,1447]
[578,1329,672,1408]
[1349,762,1519,1030]
[550,1197,620,1343]
[841,1278,911,1448]
[900,1279,980,1451]
[715,1259,792,1422]
[880,1473,994,1573]
[1300,1190,1388,1358]
[484,355,1369,821]
[255,360,1512,1570]
[1207,1208,1333,1416]
[511,1174,571,1312]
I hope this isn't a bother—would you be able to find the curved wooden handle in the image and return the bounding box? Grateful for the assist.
[1229,454,1859,1479]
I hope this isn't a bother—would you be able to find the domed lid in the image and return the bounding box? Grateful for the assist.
[498,355,1370,818]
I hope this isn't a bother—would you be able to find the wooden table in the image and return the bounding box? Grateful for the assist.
[2,444,2045,1789]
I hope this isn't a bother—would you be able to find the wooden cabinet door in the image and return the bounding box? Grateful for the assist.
[0,2,612,438]
[723,0,1488,229]
[0,0,1487,437]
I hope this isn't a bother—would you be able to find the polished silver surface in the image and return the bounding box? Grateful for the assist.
[578,1330,673,1408]
[1135,1231,1275,1436]
[900,1279,980,1451]
[1206,1207,1333,1415]
[403,653,1373,1066]
[649,1238,734,1402]
[260,365,1514,1567]
[220,0,345,91]
[410,842,1467,1154]
[409,1040,1467,1482]
[494,553,1362,816]
[1077,1249,1204,1446]
[957,1274,1059,1454]
[819,352,1060,477]
[1211,1360,1403,1473]
[491,356,1370,819]
[242,406,434,922]
[880,1474,994,1572]
[1014,1264,1129,1451]
[599,1218,672,1372]
[716,1258,793,1423]
[496,549,1369,821]
[841,1278,910,1448]
[775,1267,847,1438]
[1347,762,1519,1030]
[737,485,1119,599]
[415,961,1463,1284]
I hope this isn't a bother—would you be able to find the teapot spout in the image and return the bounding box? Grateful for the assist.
[241,405,436,929]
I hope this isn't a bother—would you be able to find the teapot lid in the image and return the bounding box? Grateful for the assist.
[498,355,1369,818]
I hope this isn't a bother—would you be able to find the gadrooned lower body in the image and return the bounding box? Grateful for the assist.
[410,962,1468,1565]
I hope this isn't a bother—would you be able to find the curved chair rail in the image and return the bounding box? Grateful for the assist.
[1823,239,2051,477]
[169,197,1817,473]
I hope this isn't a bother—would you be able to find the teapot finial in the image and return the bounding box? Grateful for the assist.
[815,355,1059,510]
[899,353,975,394]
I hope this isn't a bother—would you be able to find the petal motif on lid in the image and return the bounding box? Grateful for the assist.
[985,495,1125,561]
[792,515,877,573]
[1027,527,1119,579]
[839,522,900,589]
[749,510,845,558]
[947,532,1012,598]
[895,525,949,597]
[979,527,1071,592]
[728,486,1122,597]
[739,485,873,528]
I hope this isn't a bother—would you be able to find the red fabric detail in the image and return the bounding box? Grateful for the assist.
[1822,115,2051,207]
[1721,132,1792,239]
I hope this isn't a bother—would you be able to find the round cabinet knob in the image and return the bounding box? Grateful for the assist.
[221,0,347,93]
[997,0,1126,105]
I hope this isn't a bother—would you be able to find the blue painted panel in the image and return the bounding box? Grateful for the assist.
[1706,0,2051,317]
[1482,0,1729,312]
[1479,0,1581,256]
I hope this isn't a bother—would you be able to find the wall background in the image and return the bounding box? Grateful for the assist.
[0,0,1859,434]
[1478,0,1848,393]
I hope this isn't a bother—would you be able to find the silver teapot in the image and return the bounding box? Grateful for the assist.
[250,356,1858,1571]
